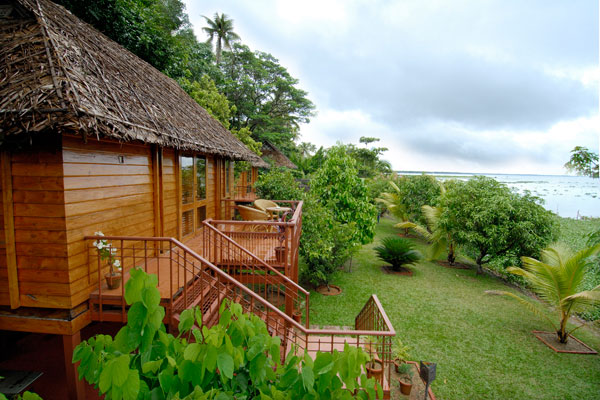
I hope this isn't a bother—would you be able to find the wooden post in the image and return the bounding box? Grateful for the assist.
[63,331,85,400]
[1,151,19,309]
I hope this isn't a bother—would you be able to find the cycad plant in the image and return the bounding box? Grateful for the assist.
[396,205,456,264]
[488,243,600,343]
[374,237,422,272]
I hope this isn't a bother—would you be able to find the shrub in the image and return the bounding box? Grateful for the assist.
[393,174,442,225]
[254,168,304,200]
[310,145,377,245]
[73,269,382,399]
[300,196,357,285]
[439,176,558,274]
[374,236,422,271]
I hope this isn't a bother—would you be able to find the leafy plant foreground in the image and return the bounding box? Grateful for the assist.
[73,268,382,399]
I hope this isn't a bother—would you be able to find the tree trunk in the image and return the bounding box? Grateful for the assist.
[476,254,484,274]
[447,242,456,265]
[558,314,569,343]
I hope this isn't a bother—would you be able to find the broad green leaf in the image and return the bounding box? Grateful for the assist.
[217,352,234,379]
[301,364,315,393]
[178,309,195,334]
[142,359,162,374]
[204,345,218,372]
[122,369,140,400]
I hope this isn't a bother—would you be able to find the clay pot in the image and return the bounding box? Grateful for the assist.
[366,358,383,384]
[292,311,302,323]
[105,272,122,290]
[399,378,413,395]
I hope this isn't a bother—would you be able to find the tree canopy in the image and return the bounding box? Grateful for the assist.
[218,44,315,152]
[310,146,377,245]
[564,146,599,178]
[439,176,558,273]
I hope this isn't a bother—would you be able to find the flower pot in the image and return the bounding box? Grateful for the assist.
[105,272,122,290]
[292,311,302,323]
[275,246,286,263]
[366,358,383,384]
[394,358,403,373]
[399,378,413,395]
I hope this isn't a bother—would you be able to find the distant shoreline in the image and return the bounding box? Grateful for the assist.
[397,171,582,178]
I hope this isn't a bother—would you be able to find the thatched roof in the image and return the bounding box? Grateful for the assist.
[261,140,297,169]
[0,0,264,163]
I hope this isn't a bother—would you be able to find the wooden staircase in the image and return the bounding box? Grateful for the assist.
[86,233,393,398]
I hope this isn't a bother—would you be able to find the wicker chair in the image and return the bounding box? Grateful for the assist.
[237,205,274,232]
[254,199,278,219]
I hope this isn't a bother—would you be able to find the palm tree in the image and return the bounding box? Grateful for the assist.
[396,205,456,264]
[202,13,240,63]
[487,243,600,343]
[376,181,410,235]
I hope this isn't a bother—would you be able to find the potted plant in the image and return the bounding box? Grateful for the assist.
[292,298,304,323]
[362,336,383,384]
[93,231,122,290]
[392,337,411,373]
[396,363,413,395]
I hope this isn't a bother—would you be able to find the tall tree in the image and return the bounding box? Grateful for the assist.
[219,44,315,152]
[202,13,240,63]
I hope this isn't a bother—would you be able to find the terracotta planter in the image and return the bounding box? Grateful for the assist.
[292,311,302,323]
[394,358,403,373]
[105,272,122,290]
[275,246,286,263]
[366,358,383,384]
[399,378,413,395]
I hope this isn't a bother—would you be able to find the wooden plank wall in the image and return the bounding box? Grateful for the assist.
[63,136,156,307]
[0,135,228,310]
[0,142,69,308]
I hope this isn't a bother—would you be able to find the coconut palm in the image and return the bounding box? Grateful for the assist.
[488,243,600,343]
[202,13,240,63]
[376,181,410,234]
[396,205,456,264]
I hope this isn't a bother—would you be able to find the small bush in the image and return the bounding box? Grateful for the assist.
[374,237,421,271]
[255,168,303,200]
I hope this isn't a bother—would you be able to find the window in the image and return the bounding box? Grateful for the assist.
[180,154,209,237]
[196,157,206,200]
[181,156,193,204]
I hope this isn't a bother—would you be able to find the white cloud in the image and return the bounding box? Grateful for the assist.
[185,0,599,175]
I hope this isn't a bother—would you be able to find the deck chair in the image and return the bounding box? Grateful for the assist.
[237,205,275,232]
[254,199,278,219]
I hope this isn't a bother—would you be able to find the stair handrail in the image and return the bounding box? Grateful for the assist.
[86,235,394,371]
[203,219,309,297]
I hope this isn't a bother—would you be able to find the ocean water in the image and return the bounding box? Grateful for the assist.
[399,172,600,219]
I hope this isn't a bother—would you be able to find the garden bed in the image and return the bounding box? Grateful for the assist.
[390,361,436,400]
[533,331,598,355]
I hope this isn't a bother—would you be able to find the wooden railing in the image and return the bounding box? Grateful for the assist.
[232,184,256,200]
[202,220,310,327]
[86,234,394,393]
[212,200,303,281]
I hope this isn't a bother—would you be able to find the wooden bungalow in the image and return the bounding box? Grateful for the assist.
[261,140,298,169]
[0,1,395,398]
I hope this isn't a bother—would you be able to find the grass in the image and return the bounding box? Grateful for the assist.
[307,216,600,400]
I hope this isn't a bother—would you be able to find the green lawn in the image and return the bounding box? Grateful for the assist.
[307,216,600,400]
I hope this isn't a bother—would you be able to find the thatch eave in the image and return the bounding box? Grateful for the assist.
[0,0,262,162]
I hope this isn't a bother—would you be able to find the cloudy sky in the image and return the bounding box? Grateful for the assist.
[184,0,599,175]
